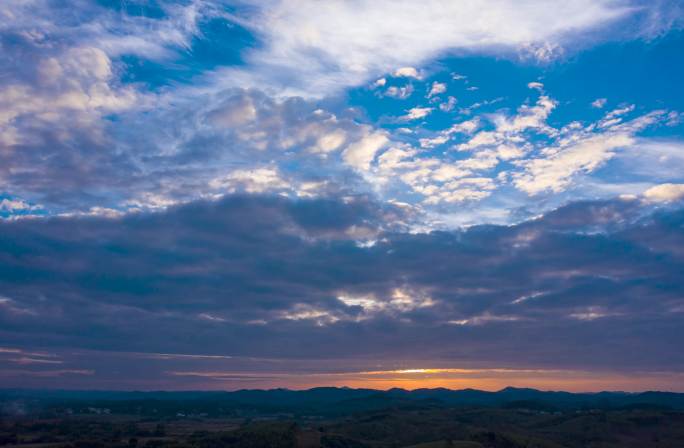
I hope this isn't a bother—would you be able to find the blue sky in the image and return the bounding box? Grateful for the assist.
[1,0,683,224]
[1,0,684,391]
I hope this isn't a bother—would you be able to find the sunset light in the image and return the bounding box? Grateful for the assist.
[1,1,684,445]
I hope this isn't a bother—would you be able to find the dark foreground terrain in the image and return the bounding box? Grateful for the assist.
[2,388,684,448]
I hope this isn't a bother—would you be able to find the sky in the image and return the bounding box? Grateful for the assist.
[1,0,684,392]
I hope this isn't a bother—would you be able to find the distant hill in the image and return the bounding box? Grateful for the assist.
[2,386,684,417]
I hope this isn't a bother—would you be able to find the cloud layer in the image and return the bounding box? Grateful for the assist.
[1,0,683,390]
[1,194,683,388]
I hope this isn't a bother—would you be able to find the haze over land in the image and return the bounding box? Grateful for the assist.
[1,0,684,392]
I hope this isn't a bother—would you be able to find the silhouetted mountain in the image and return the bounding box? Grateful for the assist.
[2,386,684,417]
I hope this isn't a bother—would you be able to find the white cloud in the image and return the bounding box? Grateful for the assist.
[384,84,414,99]
[605,104,635,119]
[402,107,433,121]
[642,183,684,203]
[419,135,449,149]
[0,47,138,148]
[122,193,181,212]
[373,142,499,205]
[439,96,458,112]
[393,67,421,78]
[215,0,642,96]
[430,165,472,182]
[312,130,348,154]
[495,144,527,160]
[511,291,545,304]
[207,94,258,128]
[0,198,39,213]
[456,94,556,153]
[458,131,500,151]
[427,81,447,98]
[280,304,340,326]
[343,131,389,171]
[448,118,480,135]
[3,0,210,60]
[423,118,480,149]
[209,167,291,194]
[338,287,435,317]
[459,153,500,171]
[376,145,418,172]
[494,95,557,134]
[0,0,215,148]
[514,133,635,194]
[423,177,496,204]
[511,109,670,195]
[597,104,635,128]
[591,98,607,108]
[519,41,565,62]
[372,77,387,88]
[278,287,436,325]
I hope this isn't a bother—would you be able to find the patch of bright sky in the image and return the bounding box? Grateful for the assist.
[341,32,684,225]
[350,31,684,134]
[542,30,684,137]
[348,56,540,129]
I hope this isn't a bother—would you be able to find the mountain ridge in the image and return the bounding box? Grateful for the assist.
[3,386,684,414]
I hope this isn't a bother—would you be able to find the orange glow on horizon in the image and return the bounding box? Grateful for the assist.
[169,367,684,393]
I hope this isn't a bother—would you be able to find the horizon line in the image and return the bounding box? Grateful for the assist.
[2,385,682,395]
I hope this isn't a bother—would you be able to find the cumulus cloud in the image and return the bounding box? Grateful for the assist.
[403,107,433,121]
[378,87,671,203]
[365,87,673,207]
[343,132,389,171]
[0,0,225,213]
[643,183,684,203]
[0,0,224,149]
[394,67,422,78]
[0,86,379,213]
[427,81,447,98]
[383,84,415,99]
[0,46,137,148]
[492,94,557,134]
[371,78,387,88]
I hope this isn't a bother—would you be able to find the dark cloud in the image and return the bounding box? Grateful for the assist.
[1,194,683,388]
